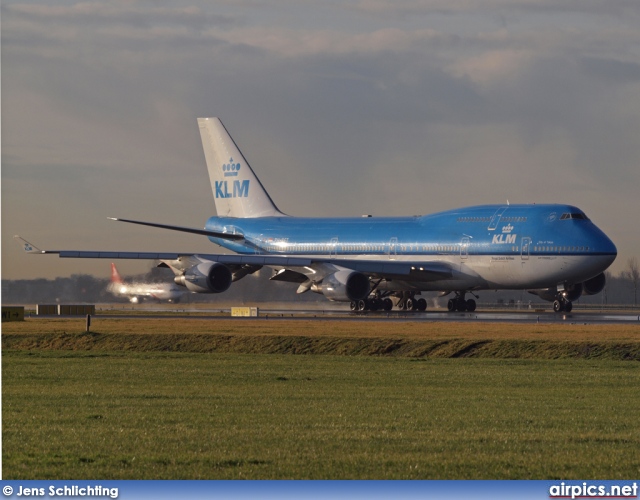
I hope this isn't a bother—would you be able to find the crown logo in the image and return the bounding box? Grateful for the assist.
[502,224,514,233]
[222,157,241,177]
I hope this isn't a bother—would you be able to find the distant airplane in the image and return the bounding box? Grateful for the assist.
[16,117,617,313]
[107,263,184,303]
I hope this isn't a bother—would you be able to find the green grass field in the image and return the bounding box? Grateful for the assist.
[3,350,640,479]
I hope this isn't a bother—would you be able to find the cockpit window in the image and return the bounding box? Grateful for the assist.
[560,213,589,221]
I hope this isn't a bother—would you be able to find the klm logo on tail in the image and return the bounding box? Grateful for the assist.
[216,158,250,198]
[223,158,241,177]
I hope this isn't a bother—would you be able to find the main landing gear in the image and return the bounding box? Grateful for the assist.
[446,292,477,312]
[553,298,573,313]
[350,292,427,312]
[350,297,393,312]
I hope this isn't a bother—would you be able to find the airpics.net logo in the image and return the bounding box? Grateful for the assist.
[549,482,638,499]
[223,158,241,177]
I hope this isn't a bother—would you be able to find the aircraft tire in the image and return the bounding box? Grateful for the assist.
[447,299,455,311]
[553,300,564,313]
[416,298,427,311]
[382,298,393,311]
[564,301,573,313]
[466,299,476,312]
[350,301,358,311]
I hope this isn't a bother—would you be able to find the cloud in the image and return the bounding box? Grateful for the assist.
[352,0,640,18]
[2,0,639,279]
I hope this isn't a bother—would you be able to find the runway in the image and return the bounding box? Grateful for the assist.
[94,307,640,325]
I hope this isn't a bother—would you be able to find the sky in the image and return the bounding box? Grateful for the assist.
[2,0,640,280]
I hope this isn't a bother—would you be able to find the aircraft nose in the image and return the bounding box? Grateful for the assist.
[600,231,617,254]
[595,231,617,267]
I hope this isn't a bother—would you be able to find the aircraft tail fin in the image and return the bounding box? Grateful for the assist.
[110,263,124,284]
[197,117,285,218]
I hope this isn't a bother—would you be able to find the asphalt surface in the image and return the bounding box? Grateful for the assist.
[90,309,640,325]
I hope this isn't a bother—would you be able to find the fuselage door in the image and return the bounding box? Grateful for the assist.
[388,237,398,260]
[330,237,338,259]
[460,237,470,260]
[521,237,531,260]
[488,207,508,231]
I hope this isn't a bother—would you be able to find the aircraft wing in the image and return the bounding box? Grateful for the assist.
[15,236,453,281]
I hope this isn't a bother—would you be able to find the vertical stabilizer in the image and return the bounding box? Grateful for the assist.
[110,263,124,284]
[198,117,284,218]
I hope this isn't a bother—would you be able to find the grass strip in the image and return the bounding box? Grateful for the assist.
[3,318,640,360]
[3,352,639,479]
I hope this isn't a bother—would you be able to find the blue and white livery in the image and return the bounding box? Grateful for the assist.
[17,117,617,312]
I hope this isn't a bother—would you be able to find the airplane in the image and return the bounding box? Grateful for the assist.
[16,117,617,313]
[107,262,185,303]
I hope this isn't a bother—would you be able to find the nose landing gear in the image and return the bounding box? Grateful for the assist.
[553,298,573,313]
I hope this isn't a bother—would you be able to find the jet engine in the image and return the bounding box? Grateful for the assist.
[563,283,584,302]
[527,273,607,302]
[582,273,606,296]
[319,270,370,302]
[175,262,232,293]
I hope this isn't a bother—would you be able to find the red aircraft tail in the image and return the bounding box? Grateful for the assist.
[110,263,124,284]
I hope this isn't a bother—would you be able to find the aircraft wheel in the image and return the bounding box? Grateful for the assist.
[457,299,468,312]
[447,299,455,311]
[406,298,415,311]
[368,299,379,312]
[553,300,564,313]
[358,300,368,311]
[466,299,476,312]
[350,301,358,311]
[564,301,573,313]
[416,298,427,311]
[382,298,393,311]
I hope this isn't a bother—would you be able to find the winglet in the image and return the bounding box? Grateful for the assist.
[14,236,46,254]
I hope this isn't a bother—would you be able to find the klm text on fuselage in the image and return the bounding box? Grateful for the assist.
[215,180,250,198]
[492,234,517,244]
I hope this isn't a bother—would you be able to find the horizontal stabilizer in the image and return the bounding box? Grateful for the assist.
[108,217,245,240]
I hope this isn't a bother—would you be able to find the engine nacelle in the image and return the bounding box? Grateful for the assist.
[527,288,553,302]
[563,283,583,302]
[320,270,370,302]
[583,273,606,296]
[175,262,232,293]
[528,273,607,302]
[528,283,582,302]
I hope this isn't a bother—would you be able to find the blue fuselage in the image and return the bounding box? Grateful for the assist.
[204,204,616,291]
[206,204,614,259]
